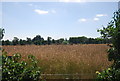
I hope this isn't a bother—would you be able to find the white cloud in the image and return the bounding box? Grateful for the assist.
[78,18,87,22]
[34,9,49,14]
[93,17,99,21]
[96,14,107,17]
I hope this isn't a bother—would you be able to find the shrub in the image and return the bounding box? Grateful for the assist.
[96,9,120,81]
[62,40,69,45]
[2,50,41,81]
[96,67,120,81]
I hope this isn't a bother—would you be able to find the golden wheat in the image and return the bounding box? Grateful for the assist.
[3,44,112,79]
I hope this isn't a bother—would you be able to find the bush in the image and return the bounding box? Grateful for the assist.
[2,50,41,81]
[96,67,120,81]
[96,9,120,81]
[62,40,69,45]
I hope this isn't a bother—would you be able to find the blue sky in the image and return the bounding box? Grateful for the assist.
[1,2,118,40]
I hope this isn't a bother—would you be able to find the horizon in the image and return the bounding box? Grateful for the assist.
[1,35,104,41]
[1,2,118,40]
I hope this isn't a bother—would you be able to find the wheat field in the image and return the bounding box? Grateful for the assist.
[2,44,112,79]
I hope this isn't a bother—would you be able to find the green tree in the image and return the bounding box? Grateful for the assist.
[69,37,77,44]
[26,37,32,45]
[69,36,88,44]
[3,40,11,45]
[12,37,19,45]
[0,28,5,40]
[51,39,55,44]
[97,9,120,81]
[19,39,26,45]
[0,28,4,81]
[32,35,44,45]
[58,38,64,44]
[47,37,51,45]
[78,36,88,44]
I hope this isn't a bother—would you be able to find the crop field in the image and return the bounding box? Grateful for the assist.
[2,44,112,79]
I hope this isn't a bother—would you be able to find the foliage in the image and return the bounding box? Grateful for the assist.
[0,28,5,40]
[12,37,19,45]
[97,9,120,80]
[0,28,42,81]
[32,35,44,45]
[96,67,120,81]
[2,35,111,45]
[47,37,52,45]
[62,40,69,45]
[0,28,4,81]
[69,36,87,44]
[2,50,41,81]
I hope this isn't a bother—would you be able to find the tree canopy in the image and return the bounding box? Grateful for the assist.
[2,35,111,46]
[97,9,120,81]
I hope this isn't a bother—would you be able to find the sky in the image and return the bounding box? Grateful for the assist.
[0,1,119,40]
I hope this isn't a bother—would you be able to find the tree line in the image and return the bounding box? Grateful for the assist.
[2,35,111,45]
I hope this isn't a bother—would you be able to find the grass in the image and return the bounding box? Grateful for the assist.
[3,44,112,79]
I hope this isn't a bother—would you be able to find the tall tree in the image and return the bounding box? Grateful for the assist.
[32,35,44,45]
[12,37,19,45]
[3,40,11,45]
[97,9,120,80]
[19,39,26,45]
[51,39,55,44]
[0,28,5,40]
[47,37,51,45]
[26,37,32,45]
